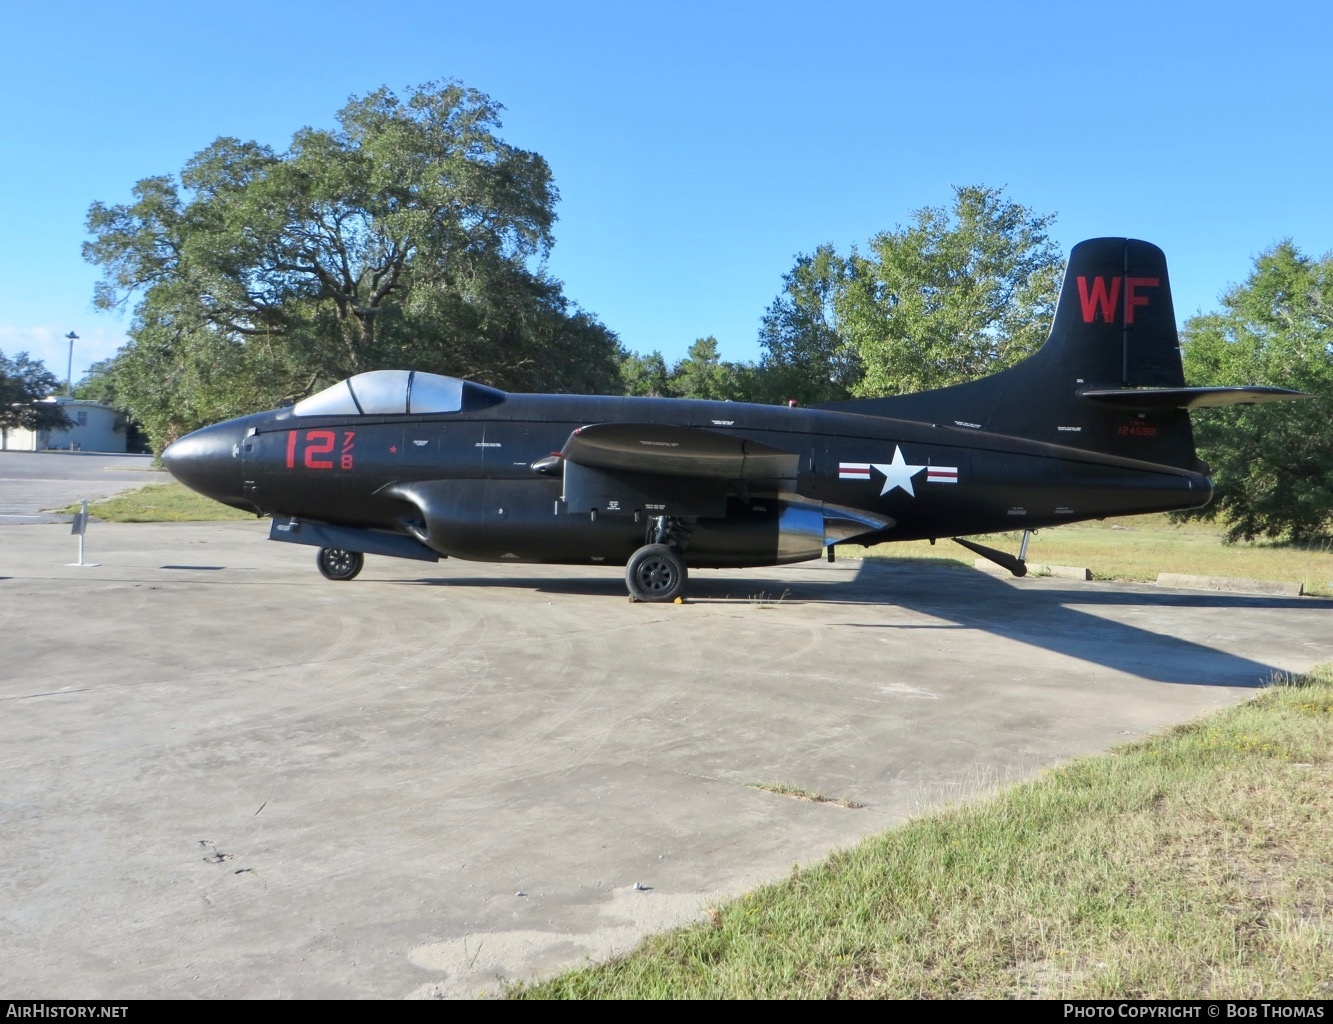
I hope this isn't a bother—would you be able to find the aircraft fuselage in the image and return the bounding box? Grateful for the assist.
[169,391,1211,570]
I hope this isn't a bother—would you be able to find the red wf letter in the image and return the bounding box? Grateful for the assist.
[1077,276,1121,323]
[1123,277,1159,325]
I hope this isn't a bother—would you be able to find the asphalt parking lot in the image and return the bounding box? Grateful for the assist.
[2,514,1329,998]
[0,450,159,523]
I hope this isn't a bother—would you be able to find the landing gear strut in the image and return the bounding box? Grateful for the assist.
[316,546,364,581]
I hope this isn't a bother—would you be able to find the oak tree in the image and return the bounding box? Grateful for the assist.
[85,82,622,449]
[1180,241,1333,541]
[0,351,71,441]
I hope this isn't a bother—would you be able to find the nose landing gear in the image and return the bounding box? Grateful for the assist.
[316,547,365,581]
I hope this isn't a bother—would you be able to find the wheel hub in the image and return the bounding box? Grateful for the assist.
[640,559,674,591]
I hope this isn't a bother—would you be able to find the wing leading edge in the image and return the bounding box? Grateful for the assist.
[560,422,800,481]
[557,423,797,519]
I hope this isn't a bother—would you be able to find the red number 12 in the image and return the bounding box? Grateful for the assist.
[286,429,354,471]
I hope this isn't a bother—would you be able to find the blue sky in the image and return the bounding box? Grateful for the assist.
[2,0,1330,387]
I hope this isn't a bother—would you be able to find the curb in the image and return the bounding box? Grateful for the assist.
[972,559,1092,580]
[1156,573,1304,597]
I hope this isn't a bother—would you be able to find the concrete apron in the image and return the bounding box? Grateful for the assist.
[2,521,1329,998]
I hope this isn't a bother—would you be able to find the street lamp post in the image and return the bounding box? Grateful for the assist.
[65,331,79,397]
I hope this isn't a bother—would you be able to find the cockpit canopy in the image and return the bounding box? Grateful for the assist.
[292,370,504,417]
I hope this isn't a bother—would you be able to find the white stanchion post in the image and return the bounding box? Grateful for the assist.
[67,499,101,568]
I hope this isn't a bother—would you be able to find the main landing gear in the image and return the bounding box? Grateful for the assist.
[316,546,364,581]
[625,516,688,603]
[625,544,687,602]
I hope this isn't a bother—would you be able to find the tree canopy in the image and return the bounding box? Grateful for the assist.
[668,336,757,401]
[618,338,760,402]
[619,350,673,397]
[747,186,1062,403]
[0,351,70,437]
[836,185,1062,397]
[755,245,860,406]
[1180,241,1333,541]
[85,81,623,450]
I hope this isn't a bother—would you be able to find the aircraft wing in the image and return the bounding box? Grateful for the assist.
[557,423,800,518]
[560,423,800,481]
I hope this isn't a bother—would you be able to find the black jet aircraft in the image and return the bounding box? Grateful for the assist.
[163,238,1305,602]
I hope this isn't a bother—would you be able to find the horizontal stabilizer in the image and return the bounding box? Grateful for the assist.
[562,423,799,483]
[1080,386,1311,410]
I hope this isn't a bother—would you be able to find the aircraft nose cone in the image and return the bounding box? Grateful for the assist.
[162,420,250,510]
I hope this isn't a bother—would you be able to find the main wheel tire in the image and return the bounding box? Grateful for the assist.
[316,547,364,581]
[625,544,687,603]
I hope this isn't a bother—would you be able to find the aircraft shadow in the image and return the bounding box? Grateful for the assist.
[832,560,1303,688]
[401,575,631,597]
[395,559,1311,688]
[398,573,847,602]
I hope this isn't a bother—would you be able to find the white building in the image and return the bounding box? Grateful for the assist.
[0,397,129,453]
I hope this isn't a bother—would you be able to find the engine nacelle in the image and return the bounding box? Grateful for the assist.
[682,500,828,568]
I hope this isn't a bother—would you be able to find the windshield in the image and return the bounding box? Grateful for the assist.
[293,370,468,417]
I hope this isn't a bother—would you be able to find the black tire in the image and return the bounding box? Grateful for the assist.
[316,547,364,581]
[625,544,687,602]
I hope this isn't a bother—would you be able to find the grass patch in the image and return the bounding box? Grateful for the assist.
[851,515,1333,598]
[511,665,1333,999]
[749,782,865,810]
[58,482,255,522]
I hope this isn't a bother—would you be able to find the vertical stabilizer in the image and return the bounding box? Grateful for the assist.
[1044,236,1184,390]
[819,238,1204,469]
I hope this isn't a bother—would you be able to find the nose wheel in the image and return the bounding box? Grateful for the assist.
[625,543,687,602]
[317,547,364,581]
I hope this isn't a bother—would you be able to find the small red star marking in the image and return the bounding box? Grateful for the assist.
[389,445,398,454]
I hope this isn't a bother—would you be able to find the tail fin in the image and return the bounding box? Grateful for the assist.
[1050,236,1184,390]
[818,238,1303,470]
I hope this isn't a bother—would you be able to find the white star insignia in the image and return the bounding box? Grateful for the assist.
[872,446,927,497]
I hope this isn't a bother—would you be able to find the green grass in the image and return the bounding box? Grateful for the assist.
[851,514,1333,598]
[510,665,1333,999]
[59,482,255,522]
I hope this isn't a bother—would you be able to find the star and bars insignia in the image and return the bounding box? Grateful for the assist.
[838,445,958,497]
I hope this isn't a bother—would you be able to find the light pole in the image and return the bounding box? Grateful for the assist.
[65,331,78,397]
